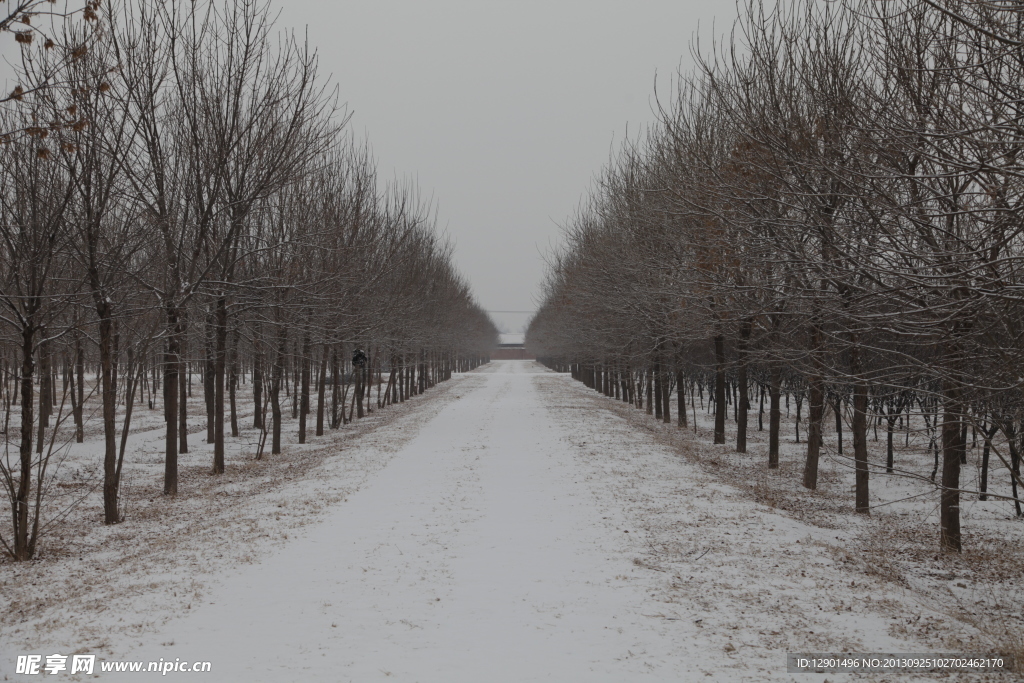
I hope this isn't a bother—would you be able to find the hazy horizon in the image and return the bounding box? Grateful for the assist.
[278,1,737,333]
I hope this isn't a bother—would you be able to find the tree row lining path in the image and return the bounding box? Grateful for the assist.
[93,361,935,681]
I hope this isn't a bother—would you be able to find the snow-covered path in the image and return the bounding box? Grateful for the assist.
[122,361,689,681]
[97,359,942,682]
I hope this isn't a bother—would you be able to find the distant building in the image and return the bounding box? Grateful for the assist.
[492,332,534,360]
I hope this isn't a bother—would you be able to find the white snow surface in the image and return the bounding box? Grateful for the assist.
[130,361,703,681]
[4,360,1014,681]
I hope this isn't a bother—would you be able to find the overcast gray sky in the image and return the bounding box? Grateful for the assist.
[2,1,740,333]
[280,1,738,332]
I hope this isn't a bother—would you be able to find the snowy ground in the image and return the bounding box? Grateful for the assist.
[2,360,1020,681]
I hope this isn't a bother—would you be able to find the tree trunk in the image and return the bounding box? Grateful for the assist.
[714,334,726,445]
[397,359,406,403]
[940,384,963,552]
[980,422,996,501]
[15,325,36,559]
[291,353,299,419]
[886,412,895,473]
[97,306,119,524]
[653,362,663,419]
[331,348,340,427]
[852,383,869,514]
[204,311,215,444]
[837,398,846,453]
[316,345,327,436]
[66,354,78,435]
[229,326,239,438]
[213,296,227,474]
[299,333,310,444]
[660,369,670,424]
[73,331,84,442]
[163,307,180,496]
[271,325,285,455]
[418,350,426,395]
[802,375,824,489]
[758,384,764,431]
[645,368,653,415]
[115,357,142,520]
[178,348,188,454]
[845,333,869,512]
[1008,429,1022,518]
[355,360,365,419]
[736,323,750,453]
[769,365,781,468]
[795,393,803,443]
[676,368,687,428]
[253,341,263,430]
[36,336,50,453]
